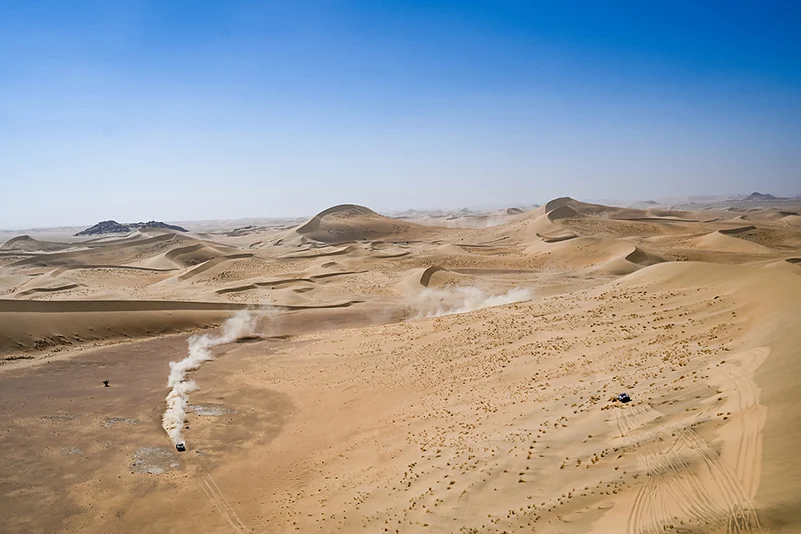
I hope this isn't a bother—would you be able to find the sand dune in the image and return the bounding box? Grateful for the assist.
[2,197,801,533]
[9,233,180,268]
[524,235,663,275]
[500,198,706,246]
[719,224,758,235]
[51,264,178,275]
[371,249,410,258]
[497,207,578,243]
[0,299,280,313]
[176,253,254,281]
[16,283,82,296]
[434,242,471,255]
[289,204,440,244]
[695,229,776,254]
[537,232,577,243]
[546,203,582,220]
[0,298,365,356]
[215,270,365,295]
[163,243,232,267]
[763,257,801,274]
[537,196,651,220]
[278,244,362,259]
[782,214,801,227]
[418,265,447,287]
[0,235,79,253]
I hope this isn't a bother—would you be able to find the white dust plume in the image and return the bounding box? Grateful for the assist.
[162,310,257,445]
[409,286,532,319]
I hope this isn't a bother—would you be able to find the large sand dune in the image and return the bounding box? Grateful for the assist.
[286,204,442,245]
[1,197,801,533]
[0,234,79,253]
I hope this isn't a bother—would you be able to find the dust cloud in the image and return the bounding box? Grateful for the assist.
[162,310,256,445]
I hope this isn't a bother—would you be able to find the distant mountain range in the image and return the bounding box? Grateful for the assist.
[75,220,188,236]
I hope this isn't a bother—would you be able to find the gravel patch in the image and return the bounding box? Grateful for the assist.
[131,446,180,474]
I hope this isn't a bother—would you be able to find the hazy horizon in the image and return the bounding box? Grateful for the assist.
[2,1,800,229]
[2,191,798,232]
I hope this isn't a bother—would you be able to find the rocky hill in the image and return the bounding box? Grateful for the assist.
[743,192,781,201]
[75,220,188,236]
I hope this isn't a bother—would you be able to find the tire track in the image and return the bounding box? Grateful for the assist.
[718,347,768,500]
[189,453,249,533]
[616,394,762,534]
[621,406,723,532]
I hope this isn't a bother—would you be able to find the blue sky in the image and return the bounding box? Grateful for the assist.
[1,1,800,228]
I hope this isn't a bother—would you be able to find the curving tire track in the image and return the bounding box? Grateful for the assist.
[718,347,768,501]
[616,364,765,534]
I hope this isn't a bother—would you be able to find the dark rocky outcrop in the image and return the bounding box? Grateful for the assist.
[75,220,188,236]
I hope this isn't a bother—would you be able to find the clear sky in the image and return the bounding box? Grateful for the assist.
[1,1,800,228]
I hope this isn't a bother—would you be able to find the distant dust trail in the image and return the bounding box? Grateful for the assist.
[161,310,256,446]
[409,287,532,319]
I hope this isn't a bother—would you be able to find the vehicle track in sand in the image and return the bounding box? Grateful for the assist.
[715,347,769,501]
[189,452,249,533]
[616,373,763,534]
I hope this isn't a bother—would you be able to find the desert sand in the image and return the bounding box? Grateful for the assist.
[1,197,801,533]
